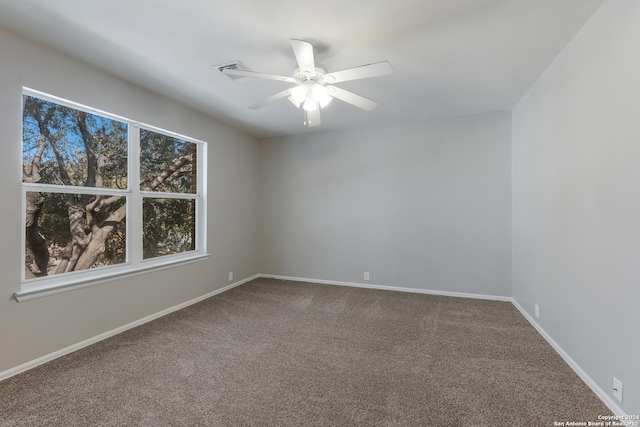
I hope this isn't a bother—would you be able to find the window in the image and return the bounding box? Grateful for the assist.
[20,88,207,297]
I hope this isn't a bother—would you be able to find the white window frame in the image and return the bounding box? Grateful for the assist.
[16,88,208,302]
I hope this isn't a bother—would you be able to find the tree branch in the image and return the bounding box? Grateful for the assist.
[76,111,97,188]
[87,195,123,213]
[143,154,192,191]
[74,203,126,271]
[23,135,47,184]
[65,203,91,272]
[32,106,73,188]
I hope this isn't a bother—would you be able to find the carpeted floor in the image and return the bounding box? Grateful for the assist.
[0,278,612,426]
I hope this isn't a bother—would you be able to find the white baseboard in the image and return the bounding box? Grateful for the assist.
[0,274,260,382]
[511,299,627,417]
[257,274,513,301]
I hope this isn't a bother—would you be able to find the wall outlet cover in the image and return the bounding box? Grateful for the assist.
[613,376,623,403]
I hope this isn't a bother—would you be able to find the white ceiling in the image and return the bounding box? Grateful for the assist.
[0,0,603,138]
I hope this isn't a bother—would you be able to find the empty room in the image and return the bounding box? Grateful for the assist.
[0,0,638,425]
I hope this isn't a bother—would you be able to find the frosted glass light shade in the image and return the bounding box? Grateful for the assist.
[291,84,308,103]
[312,84,332,108]
[303,99,318,111]
[292,81,332,110]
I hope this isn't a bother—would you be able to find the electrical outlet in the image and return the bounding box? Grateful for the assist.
[364,272,370,281]
[534,303,540,319]
[228,272,233,282]
[613,376,623,403]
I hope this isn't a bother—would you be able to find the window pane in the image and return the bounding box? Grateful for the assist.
[143,198,195,259]
[22,96,128,189]
[25,192,126,279]
[140,129,196,194]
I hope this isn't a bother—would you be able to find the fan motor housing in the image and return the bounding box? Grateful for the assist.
[293,65,328,84]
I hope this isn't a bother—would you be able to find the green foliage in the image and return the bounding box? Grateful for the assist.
[140,129,195,193]
[142,198,195,259]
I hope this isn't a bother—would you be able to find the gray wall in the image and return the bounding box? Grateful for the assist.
[260,111,512,297]
[0,27,261,373]
[512,0,640,414]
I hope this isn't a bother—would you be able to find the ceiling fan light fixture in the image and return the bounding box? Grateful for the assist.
[303,98,318,111]
[291,84,308,104]
[292,81,331,110]
[312,84,332,108]
[225,39,393,126]
[319,97,332,108]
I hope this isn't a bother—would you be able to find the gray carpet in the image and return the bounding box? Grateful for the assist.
[1,278,612,426]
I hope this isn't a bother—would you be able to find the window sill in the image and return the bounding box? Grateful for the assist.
[14,253,210,302]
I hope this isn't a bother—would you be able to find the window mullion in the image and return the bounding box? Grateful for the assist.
[22,183,129,195]
[197,142,207,253]
[129,125,143,265]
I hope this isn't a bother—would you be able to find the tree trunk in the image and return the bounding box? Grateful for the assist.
[23,135,49,276]
[73,203,126,271]
[25,191,49,276]
[65,202,90,272]
[55,246,72,275]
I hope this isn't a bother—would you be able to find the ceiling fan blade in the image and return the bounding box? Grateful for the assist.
[222,69,296,83]
[326,86,378,111]
[291,39,316,74]
[249,88,294,110]
[325,61,393,84]
[305,107,321,127]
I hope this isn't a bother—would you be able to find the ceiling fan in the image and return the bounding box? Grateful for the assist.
[222,39,393,127]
